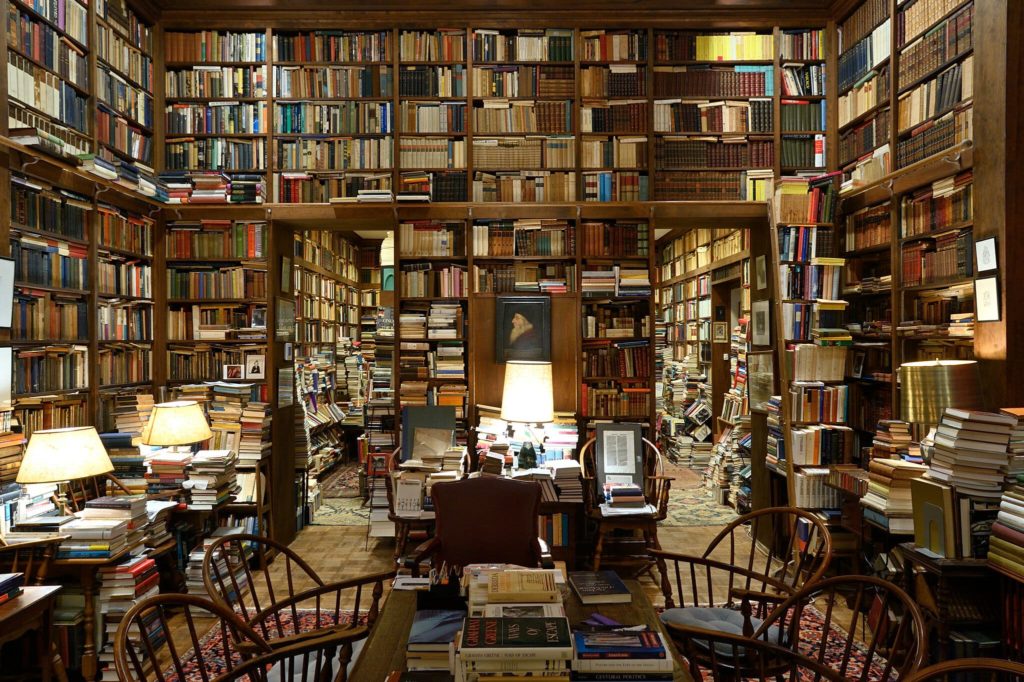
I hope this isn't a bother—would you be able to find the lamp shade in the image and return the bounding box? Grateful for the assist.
[501,361,554,424]
[899,359,982,426]
[140,400,212,446]
[17,426,113,484]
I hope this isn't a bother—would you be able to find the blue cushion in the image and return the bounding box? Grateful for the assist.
[660,606,786,657]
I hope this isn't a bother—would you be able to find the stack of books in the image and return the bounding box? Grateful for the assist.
[96,556,163,682]
[239,401,272,465]
[406,609,466,672]
[0,573,24,605]
[871,420,917,462]
[101,433,148,495]
[1005,407,1024,482]
[546,459,584,503]
[571,628,673,681]
[186,450,239,510]
[184,525,248,596]
[145,450,192,495]
[58,518,129,559]
[78,495,149,554]
[929,409,1017,500]
[602,483,645,508]
[144,500,177,548]
[860,458,927,534]
[988,480,1024,579]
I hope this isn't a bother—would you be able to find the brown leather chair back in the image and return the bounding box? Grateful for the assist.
[431,476,542,568]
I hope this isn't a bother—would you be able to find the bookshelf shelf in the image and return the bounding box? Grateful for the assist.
[15,283,90,296]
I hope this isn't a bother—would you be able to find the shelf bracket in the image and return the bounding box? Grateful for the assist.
[884,179,895,198]
[95,185,113,203]
[173,208,183,221]
[391,205,399,223]
[576,205,582,220]
[148,205,162,218]
[266,207,272,219]
[942,151,963,170]
[20,155,42,174]
[467,206,473,221]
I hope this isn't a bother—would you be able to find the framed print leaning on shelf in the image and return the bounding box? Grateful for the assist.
[751,300,770,346]
[496,296,551,363]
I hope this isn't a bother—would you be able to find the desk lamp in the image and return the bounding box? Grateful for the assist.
[141,400,213,452]
[16,426,114,515]
[899,359,982,459]
[501,361,554,470]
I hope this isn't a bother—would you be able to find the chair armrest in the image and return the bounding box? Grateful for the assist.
[401,536,440,576]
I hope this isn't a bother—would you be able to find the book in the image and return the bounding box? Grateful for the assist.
[568,571,631,604]
[486,570,559,603]
[457,617,572,659]
[407,609,466,652]
[573,630,668,659]
[911,477,957,558]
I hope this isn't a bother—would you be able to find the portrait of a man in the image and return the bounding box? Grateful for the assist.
[496,296,551,363]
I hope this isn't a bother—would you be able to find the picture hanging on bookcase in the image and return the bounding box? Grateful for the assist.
[976,276,1000,322]
[752,300,770,346]
[496,296,551,363]
[224,364,243,380]
[755,255,767,290]
[275,297,296,341]
[748,350,773,411]
[975,237,997,273]
[251,308,267,329]
[245,354,266,380]
[0,258,13,328]
[713,322,728,342]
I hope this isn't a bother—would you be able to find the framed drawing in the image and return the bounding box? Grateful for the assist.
[275,297,295,341]
[975,237,997,273]
[747,350,775,411]
[751,300,770,346]
[223,364,243,380]
[594,422,644,490]
[496,296,551,363]
[976,276,1000,322]
[245,354,266,380]
[713,322,729,343]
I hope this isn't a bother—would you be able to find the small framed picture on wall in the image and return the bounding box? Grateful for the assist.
[713,322,729,343]
[975,237,998,273]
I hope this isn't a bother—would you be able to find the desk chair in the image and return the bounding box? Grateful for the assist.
[403,476,553,575]
[578,436,672,574]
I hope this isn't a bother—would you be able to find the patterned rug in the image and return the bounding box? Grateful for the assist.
[319,463,362,499]
[166,606,890,682]
[312,497,371,526]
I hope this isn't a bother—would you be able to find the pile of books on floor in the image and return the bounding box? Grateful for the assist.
[185,450,239,510]
[861,458,927,534]
[184,525,249,596]
[101,433,148,495]
[239,401,272,465]
[96,556,163,682]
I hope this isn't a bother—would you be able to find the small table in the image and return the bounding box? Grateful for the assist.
[349,578,691,681]
[0,585,62,682]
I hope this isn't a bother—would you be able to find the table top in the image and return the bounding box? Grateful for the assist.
[350,578,690,681]
[0,585,61,624]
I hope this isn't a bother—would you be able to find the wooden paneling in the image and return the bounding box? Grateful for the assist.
[470,296,579,413]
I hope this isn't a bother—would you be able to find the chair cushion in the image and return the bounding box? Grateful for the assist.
[660,606,786,657]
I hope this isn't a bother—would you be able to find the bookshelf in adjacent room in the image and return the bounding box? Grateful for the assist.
[778,28,828,173]
[272,29,394,202]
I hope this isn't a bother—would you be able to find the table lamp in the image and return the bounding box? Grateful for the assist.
[17,426,114,515]
[140,400,213,451]
[501,361,554,470]
[900,359,983,457]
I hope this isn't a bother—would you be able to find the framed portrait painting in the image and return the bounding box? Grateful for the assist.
[496,296,551,363]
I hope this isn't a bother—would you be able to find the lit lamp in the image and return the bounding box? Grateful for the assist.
[501,361,554,470]
[900,359,983,458]
[16,426,114,515]
[141,400,213,451]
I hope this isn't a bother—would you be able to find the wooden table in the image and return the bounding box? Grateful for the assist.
[0,585,62,682]
[349,579,691,680]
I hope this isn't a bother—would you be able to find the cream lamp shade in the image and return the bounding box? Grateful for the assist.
[17,426,113,484]
[140,400,213,447]
[501,361,554,424]
[899,359,982,426]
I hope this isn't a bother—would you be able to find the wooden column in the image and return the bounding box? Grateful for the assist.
[973,0,1024,408]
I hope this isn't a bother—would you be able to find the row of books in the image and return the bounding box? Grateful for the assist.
[472,171,574,203]
[897,56,974,134]
[473,137,574,170]
[164,65,266,99]
[472,263,575,294]
[402,101,465,133]
[470,220,574,258]
[96,106,152,164]
[652,66,775,98]
[655,169,773,201]
[166,264,267,299]
[165,137,267,171]
[838,18,891,93]
[398,66,466,97]
[8,6,90,90]
[900,228,973,287]
[7,52,90,135]
[165,220,267,259]
[655,137,774,169]
[166,102,267,135]
[580,65,648,98]
[471,29,575,62]
[838,67,889,130]
[472,65,575,98]
[900,171,973,238]
[163,30,266,63]
[898,4,973,91]
[654,99,774,134]
[273,64,391,98]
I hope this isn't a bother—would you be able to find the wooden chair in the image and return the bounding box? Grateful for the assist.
[661,619,848,682]
[902,658,1024,681]
[114,593,355,682]
[578,436,673,574]
[403,476,554,576]
[202,533,393,677]
[384,468,435,561]
[0,536,63,584]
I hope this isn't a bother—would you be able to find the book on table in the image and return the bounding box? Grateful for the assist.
[568,570,631,605]
[457,617,573,659]
[486,570,560,603]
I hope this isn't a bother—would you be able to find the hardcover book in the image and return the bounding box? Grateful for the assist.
[568,571,631,605]
[458,617,572,659]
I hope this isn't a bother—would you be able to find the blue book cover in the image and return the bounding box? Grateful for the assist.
[407,609,465,651]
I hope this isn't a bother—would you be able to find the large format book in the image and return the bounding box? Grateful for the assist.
[457,617,572,659]
[569,571,631,605]
[911,477,957,558]
[407,609,465,652]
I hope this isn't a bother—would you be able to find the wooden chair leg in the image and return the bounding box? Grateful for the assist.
[50,642,68,682]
